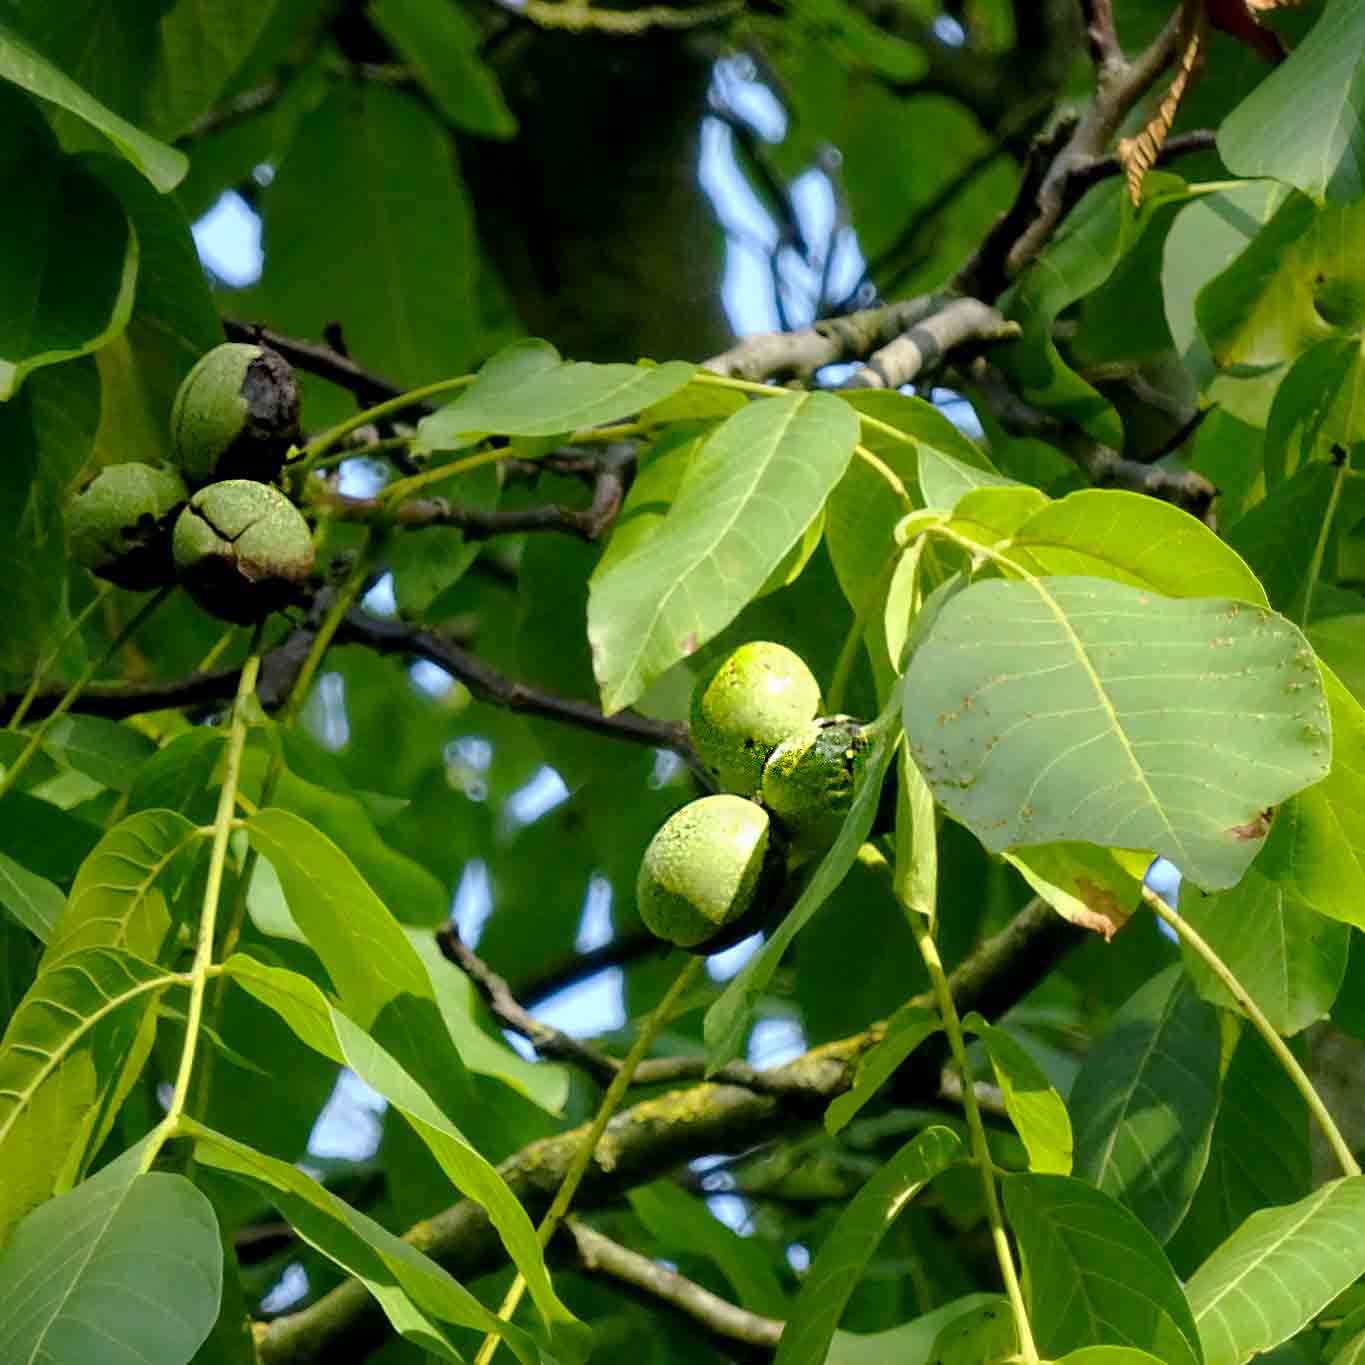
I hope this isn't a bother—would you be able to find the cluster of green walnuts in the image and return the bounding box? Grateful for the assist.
[638,642,870,951]
[65,343,315,624]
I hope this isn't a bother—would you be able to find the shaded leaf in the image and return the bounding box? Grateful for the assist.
[902,577,1330,890]
[371,0,516,138]
[825,1005,940,1136]
[0,851,64,941]
[0,93,138,399]
[1004,1173,1202,1365]
[1218,0,1365,204]
[926,1297,1016,1363]
[1188,1178,1365,1364]
[41,715,156,793]
[0,1142,221,1365]
[774,1127,964,1365]
[1166,1028,1311,1277]
[1069,966,1223,1242]
[590,390,859,712]
[963,1011,1073,1175]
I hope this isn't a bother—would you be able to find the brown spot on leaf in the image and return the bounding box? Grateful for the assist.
[1072,878,1131,942]
[1230,808,1273,841]
[680,632,699,655]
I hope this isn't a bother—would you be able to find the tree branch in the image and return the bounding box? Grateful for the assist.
[255,896,1080,1363]
[564,1217,784,1350]
[840,298,1019,391]
[703,295,949,383]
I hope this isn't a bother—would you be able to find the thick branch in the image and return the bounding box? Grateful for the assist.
[564,1218,784,1349]
[222,321,411,411]
[255,896,1080,1363]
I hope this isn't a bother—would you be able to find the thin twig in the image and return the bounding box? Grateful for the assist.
[564,1218,784,1349]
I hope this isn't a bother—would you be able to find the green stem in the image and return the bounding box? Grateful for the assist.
[296,374,476,472]
[0,588,170,804]
[875,844,1038,1363]
[474,955,706,1365]
[7,586,115,731]
[1299,452,1349,629]
[1143,886,1360,1177]
[282,533,375,728]
[150,635,262,1168]
[381,447,504,504]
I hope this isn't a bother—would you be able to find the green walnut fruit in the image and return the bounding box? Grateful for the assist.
[689,642,821,796]
[171,342,300,486]
[637,794,780,949]
[761,716,870,859]
[65,461,188,589]
[173,480,314,623]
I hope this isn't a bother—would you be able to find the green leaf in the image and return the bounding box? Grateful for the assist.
[925,1298,1016,1363]
[590,390,859,713]
[1068,966,1223,1242]
[1000,490,1268,604]
[186,1118,555,1365]
[0,947,173,1237]
[141,0,280,141]
[995,182,1129,446]
[1180,864,1349,1035]
[370,0,516,138]
[1166,1028,1311,1277]
[1163,182,1289,427]
[41,715,156,793]
[1255,666,1365,932]
[0,21,187,190]
[219,954,584,1355]
[420,338,695,442]
[0,1142,221,1365]
[774,1126,964,1365]
[0,93,139,399]
[1053,1352,1170,1364]
[704,700,901,1067]
[825,1295,1006,1364]
[48,809,200,965]
[253,84,482,390]
[407,932,569,1115]
[257,741,450,927]
[245,807,476,1115]
[902,577,1331,890]
[629,1181,788,1317]
[1005,842,1142,939]
[1217,0,1365,205]
[0,850,64,941]
[1187,1178,1365,1364]
[387,461,500,619]
[962,1012,1073,1175]
[825,1005,940,1136]
[1264,339,1365,487]
[126,730,224,816]
[919,448,1020,514]
[1004,1172,1202,1365]
[86,153,221,468]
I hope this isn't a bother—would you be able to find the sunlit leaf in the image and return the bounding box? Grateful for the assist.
[903,577,1330,890]
[187,1119,555,1365]
[0,851,64,941]
[1188,1178,1365,1364]
[825,1005,940,1136]
[420,338,695,442]
[963,1011,1072,1175]
[0,948,173,1236]
[590,390,859,713]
